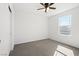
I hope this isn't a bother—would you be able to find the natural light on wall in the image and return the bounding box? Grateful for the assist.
[54,45,74,56]
[58,15,72,35]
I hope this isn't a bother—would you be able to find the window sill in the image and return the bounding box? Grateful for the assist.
[59,34,72,36]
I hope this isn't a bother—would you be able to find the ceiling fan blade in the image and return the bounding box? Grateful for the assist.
[49,7,56,9]
[49,3,54,6]
[37,8,45,10]
[40,3,44,6]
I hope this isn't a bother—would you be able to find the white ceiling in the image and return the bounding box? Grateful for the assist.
[13,3,79,17]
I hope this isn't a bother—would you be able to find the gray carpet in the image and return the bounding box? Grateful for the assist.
[9,39,79,56]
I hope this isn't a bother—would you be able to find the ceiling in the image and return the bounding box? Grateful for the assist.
[13,3,79,17]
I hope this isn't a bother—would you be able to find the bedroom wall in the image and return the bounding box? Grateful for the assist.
[48,6,79,48]
[0,3,11,55]
[14,11,48,44]
[9,3,15,51]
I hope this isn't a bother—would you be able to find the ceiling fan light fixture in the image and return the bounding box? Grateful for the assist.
[37,3,56,12]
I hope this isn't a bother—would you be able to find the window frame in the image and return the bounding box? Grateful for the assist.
[58,15,72,36]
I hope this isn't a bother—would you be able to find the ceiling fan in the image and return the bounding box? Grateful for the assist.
[37,3,56,12]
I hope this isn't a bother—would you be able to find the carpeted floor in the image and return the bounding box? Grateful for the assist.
[9,39,79,56]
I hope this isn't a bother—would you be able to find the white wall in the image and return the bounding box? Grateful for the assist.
[0,3,11,55]
[9,3,15,51]
[14,11,48,44]
[48,6,79,48]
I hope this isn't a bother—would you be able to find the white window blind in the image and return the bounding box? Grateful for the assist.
[58,15,71,35]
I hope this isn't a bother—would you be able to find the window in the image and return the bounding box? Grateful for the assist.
[58,15,71,35]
